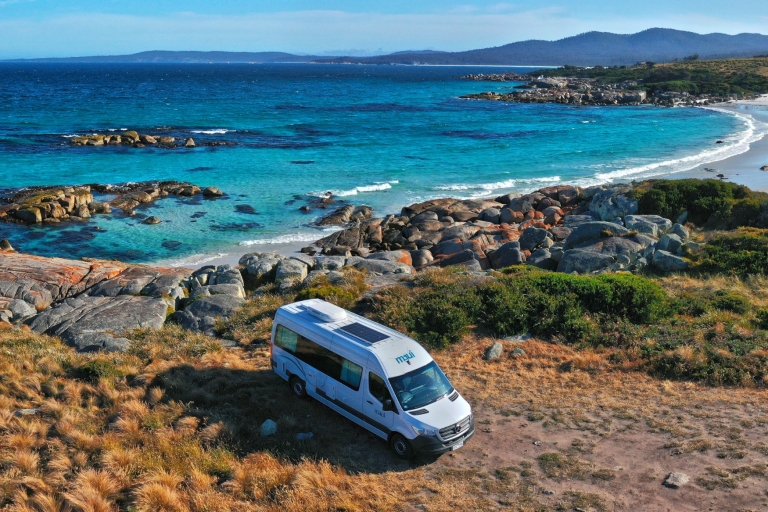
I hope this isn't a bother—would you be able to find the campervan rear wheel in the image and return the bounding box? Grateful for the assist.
[289,376,307,398]
[390,433,414,459]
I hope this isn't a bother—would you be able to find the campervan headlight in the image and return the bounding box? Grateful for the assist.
[412,425,437,437]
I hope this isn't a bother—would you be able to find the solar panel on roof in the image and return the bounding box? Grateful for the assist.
[337,322,389,344]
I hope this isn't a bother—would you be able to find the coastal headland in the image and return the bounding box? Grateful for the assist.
[462,57,768,107]
[3,173,768,510]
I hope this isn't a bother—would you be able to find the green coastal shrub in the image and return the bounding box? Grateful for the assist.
[295,269,368,310]
[671,293,711,317]
[372,273,482,349]
[755,309,768,330]
[74,359,126,382]
[631,179,756,228]
[406,292,475,349]
[479,271,668,343]
[709,291,751,314]
[694,229,768,276]
[296,285,359,310]
[647,344,768,387]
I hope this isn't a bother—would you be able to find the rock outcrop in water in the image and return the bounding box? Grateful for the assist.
[316,204,374,226]
[68,131,235,149]
[0,181,225,224]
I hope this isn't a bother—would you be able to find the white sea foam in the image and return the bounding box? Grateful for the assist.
[190,129,233,134]
[312,180,399,197]
[433,176,561,197]
[591,108,768,183]
[239,232,329,247]
[61,134,79,138]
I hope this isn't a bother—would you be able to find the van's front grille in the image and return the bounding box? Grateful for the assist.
[439,415,471,441]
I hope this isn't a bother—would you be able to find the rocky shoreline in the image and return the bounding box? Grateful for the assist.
[461,75,741,107]
[0,182,698,353]
[0,180,224,225]
[305,183,694,275]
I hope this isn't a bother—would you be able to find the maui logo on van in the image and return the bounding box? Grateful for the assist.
[395,350,416,364]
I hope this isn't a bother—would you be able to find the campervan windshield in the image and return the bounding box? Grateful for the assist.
[389,361,454,411]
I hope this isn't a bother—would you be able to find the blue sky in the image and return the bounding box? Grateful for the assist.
[1,0,767,59]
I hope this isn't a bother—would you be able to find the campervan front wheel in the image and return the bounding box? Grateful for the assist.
[289,376,307,398]
[390,433,414,459]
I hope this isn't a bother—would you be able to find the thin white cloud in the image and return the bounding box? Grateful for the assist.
[0,0,34,6]
[0,9,766,59]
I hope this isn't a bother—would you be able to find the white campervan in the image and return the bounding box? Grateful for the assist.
[270,299,474,458]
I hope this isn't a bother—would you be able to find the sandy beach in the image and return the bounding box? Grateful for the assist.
[673,97,768,190]
[156,239,312,270]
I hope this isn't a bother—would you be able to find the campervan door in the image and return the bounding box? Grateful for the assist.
[271,318,372,430]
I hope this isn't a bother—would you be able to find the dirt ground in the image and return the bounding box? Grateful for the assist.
[229,336,768,511]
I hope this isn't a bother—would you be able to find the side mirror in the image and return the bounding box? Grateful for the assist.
[382,399,394,412]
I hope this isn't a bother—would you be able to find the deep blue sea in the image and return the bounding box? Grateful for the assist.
[0,63,761,264]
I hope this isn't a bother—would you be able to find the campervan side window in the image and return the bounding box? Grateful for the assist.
[275,325,299,353]
[275,325,362,391]
[369,372,393,404]
[340,359,363,390]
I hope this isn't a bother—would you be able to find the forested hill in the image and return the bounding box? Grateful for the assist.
[315,29,768,66]
[535,57,768,96]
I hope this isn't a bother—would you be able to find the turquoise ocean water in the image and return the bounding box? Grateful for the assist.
[0,64,762,264]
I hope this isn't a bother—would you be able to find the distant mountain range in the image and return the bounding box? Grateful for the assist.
[6,29,768,67]
[316,29,768,66]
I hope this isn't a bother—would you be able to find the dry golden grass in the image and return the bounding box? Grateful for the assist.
[2,273,768,511]
[0,326,417,512]
[658,273,768,309]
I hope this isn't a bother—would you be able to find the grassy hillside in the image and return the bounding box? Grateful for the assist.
[536,57,768,96]
[4,259,768,509]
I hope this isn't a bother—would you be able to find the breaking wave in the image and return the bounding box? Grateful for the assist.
[190,129,234,134]
[432,176,562,197]
[239,232,332,247]
[311,180,400,197]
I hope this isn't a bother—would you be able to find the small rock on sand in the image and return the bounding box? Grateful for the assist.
[260,419,277,437]
[483,342,503,361]
[663,472,690,489]
[505,333,532,342]
[14,408,39,417]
